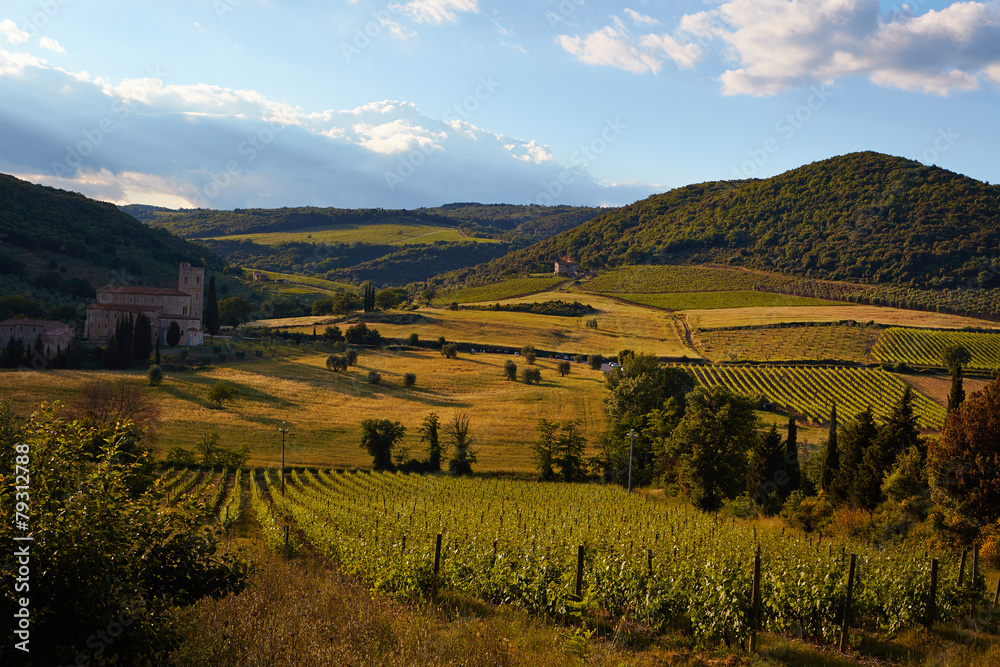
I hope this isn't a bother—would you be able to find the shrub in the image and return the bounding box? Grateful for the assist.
[521,367,542,384]
[345,349,359,366]
[403,372,416,387]
[980,519,1000,569]
[574,354,586,364]
[207,381,239,408]
[165,445,196,466]
[557,360,570,376]
[780,490,834,533]
[588,354,603,370]
[147,364,163,386]
[407,333,419,346]
[504,359,517,381]
[367,370,381,385]
[442,343,458,359]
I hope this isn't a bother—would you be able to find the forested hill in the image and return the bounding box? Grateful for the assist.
[450,152,1000,290]
[132,203,603,243]
[0,173,219,310]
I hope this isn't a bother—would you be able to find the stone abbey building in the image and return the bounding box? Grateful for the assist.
[85,262,205,346]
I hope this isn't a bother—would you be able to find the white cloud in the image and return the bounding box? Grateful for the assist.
[557,27,666,74]
[684,0,1000,96]
[391,0,478,25]
[352,119,447,154]
[0,48,47,76]
[0,19,29,44]
[510,139,554,164]
[624,9,660,26]
[39,36,65,53]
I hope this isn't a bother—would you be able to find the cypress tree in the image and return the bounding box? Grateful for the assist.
[819,403,839,495]
[785,415,800,497]
[205,275,220,340]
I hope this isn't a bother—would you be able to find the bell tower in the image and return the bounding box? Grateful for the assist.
[178,262,205,322]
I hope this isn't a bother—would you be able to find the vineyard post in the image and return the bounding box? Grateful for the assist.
[575,545,585,598]
[749,548,761,652]
[839,554,856,653]
[431,533,442,598]
[927,558,938,628]
[278,421,291,496]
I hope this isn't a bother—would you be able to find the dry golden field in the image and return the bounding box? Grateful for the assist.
[0,346,609,473]
[684,304,1000,330]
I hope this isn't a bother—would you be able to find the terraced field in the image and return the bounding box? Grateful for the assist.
[680,364,946,430]
[872,327,1000,370]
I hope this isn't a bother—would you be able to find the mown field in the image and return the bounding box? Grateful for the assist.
[202,222,497,247]
[433,276,569,305]
[0,347,609,472]
[264,292,693,359]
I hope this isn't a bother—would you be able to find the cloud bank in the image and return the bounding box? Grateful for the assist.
[0,51,652,209]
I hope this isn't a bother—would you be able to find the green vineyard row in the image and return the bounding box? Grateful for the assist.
[873,327,1000,370]
[677,364,946,430]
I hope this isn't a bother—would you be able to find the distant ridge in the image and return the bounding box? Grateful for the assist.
[448,152,1000,290]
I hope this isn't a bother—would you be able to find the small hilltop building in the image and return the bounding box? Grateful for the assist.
[85,262,205,346]
[554,259,579,276]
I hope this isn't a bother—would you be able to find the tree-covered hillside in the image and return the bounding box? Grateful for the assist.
[0,173,219,316]
[450,153,1000,290]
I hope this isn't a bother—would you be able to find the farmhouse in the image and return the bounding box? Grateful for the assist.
[554,259,579,276]
[84,262,205,346]
[0,318,75,361]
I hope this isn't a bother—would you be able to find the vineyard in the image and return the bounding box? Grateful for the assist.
[607,291,838,311]
[694,323,874,364]
[194,468,984,648]
[437,276,569,304]
[204,222,493,247]
[873,327,1000,370]
[679,364,946,430]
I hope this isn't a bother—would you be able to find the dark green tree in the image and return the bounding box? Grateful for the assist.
[218,296,255,326]
[943,345,971,414]
[154,337,161,365]
[557,360,571,376]
[836,406,878,506]
[504,359,517,381]
[785,416,800,497]
[556,420,587,482]
[446,413,476,475]
[819,404,839,495]
[133,312,153,362]
[362,281,376,313]
[205,275,220,339]
[419,412,441,471]
[166,320,181,347]
[359,419,406,471]
[662,385,759,511]
[748,424,786,508]
[532,418,558,481]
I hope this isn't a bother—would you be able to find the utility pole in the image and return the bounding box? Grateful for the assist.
[627,428,637,495]
[278,421,290,496]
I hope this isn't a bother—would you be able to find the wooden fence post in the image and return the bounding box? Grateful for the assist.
[575,545,585,599]
[431,533,442,598]
[284,524,289,556]
[927,558,938,629]
[839,554,856,653]
[749,548,761,652]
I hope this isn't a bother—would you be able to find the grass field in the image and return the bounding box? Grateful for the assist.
[0,347,608,472]
[685,304,1000,330]
[605,290,840,311]
[694,323,873,363]
[873,327,1000,370]
[583,264,795,293]
[434,276,569,305]
[265,291,694,358]
[894,372,992,407]
[202,222,498,247]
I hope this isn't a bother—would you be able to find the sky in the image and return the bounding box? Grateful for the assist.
[1,0,998,210]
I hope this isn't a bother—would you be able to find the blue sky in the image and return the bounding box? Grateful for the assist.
[1,0,998,209]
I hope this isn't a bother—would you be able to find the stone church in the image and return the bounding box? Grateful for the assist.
[85,262,205,346]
